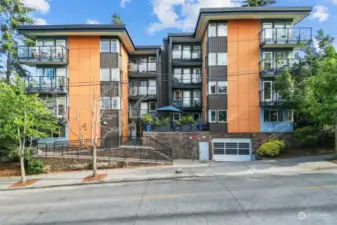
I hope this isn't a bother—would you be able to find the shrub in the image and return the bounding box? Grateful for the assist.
[152,117,170,126]
[27,159,45,175]
[142,114,153,124]
[257,139,285,157]
[179,115,195,126]
[8,148,33,162]
[294,126,320,146]
[118,160,126,168]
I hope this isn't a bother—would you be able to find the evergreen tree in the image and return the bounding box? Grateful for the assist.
[112,13,123,25]
[242,0,276,7]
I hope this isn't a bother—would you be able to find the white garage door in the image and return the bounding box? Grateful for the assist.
[212,138,252,161]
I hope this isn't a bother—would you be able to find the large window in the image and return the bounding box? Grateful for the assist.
[208,81,227,94]
[101,97,120,109]
[264,109,283,122]
[208,110,228,123]
[129,56,157,72]
[100,68,120,81]
[172,45,201,60]
[208,23,227,37]
[173,68,201,84]
[33,68,67,88]
[100,39,120,53]
[129,80,156,96]
[208,53,227,66]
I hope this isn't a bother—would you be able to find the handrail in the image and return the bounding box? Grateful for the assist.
[24,76,69,92]
[173,74,202,84]
[18,45,69,61]
[259,27,312,44]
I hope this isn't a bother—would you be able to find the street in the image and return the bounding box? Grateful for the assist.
[1,171,337,225]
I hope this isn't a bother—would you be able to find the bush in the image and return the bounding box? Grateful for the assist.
[8,148,33,162]
[118,160,126,168]
[27,159,45,175]
[294,126,320,146]
[257,139,285,157]
[179,115,195,126]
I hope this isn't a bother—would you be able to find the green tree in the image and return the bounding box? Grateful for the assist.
[276,30,337,152]
[0,0,35,82]
[112,13,123,25]
[242,0,276,7]
[0,78,59,182]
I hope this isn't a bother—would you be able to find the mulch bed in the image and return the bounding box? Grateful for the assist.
[82,174,107,183]
[0,163,21,177]
[9,179,39,188]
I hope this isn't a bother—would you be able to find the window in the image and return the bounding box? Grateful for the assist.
[148,80,156,95]
[139,57,147,72]
[149,102,156,112]
[111,69,120,81]
[111,40,119,53]
[100,40,110,52]
[148,56,156,72]
[111,97,120,109]
[218,111,227,123]
[193,90,201,107]
[217,23,227,37]
[174,113,181,121]
[172,45,182,59]
[208,82,216,94]
[193,113,200,121]
[182,68,191,84]
[209,23,228,37]
[209,110,217,123]
[218,81,227,94]
[192,46,201,59]
[182,46,191,60]
[209,53,216,66]
[208,24,217,37]
[264,109,284,122]
[192,68,201,83]
[174,68,182,83]
[100,69,110,81]
[287,110,294,121]
[101,97,111,109]
[218,53,227,65]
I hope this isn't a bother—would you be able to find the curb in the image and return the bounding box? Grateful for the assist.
[0,174,199,192]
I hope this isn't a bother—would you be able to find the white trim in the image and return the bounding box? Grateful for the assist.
[262,81,273,102]
[218,110,227,123]
[208,110,217,123]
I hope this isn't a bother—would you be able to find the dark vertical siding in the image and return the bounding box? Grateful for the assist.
[101,81,119,97]
[208,66,227,81]
[208,37,227,53]
[100,53,119,68]
[160,39,169,107]
[209,123,228,133]
[100,110,119,138]
[208,95,227,109]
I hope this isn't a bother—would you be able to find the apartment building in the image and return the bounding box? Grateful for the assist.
[17,7,312,150]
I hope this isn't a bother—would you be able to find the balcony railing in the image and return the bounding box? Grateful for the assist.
[172,50,201,60]
[24,76,69,93]
[260,28,312,46]
[18,46,69,65]
[259,59,297,76]
[260,90,284,106]
[173,74,202,85]
[46,105,69,119]
[172,97,201,108]
[129,87,157,97]
[128,63,156,73]
[129,110,156,119]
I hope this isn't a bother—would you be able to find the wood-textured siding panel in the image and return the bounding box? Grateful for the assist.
[208,37,227,53]
[100,53,119,68]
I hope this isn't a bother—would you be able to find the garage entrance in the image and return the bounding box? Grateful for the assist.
[212,138,252,161]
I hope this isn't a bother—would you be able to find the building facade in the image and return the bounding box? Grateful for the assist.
[17,6,312,145]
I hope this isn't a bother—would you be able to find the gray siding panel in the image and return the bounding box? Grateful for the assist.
[160,39,169,107]
[101,81,119,97]
[210,123,228,133]
[208,66,227,81]
[208,95,227,109]
[208,37,227,53]
[100,53,119,68]
[101,110,119,138]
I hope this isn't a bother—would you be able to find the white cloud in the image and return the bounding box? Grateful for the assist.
[33,18,47,25]
[87,19,100,24]
[328,0,337,5]
[147,0,238,35]
[21,0,50,14]
[310,5,329,22]
[120,0,131,7]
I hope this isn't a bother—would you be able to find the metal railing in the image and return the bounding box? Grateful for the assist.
[260,27,312,45]
[259,90,284,105]
[18,46,68,63]
[259,59,296,75]
[128,63,157,72]
[173,74,202,85]
[46,105,69,118]
[172,50,202,60]
[129,88,157,97]
[24,76,69,93]
[172,97,201,108]
[129,110,156,119]
[35,136,173,163]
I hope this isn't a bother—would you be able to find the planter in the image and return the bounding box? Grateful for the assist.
[145,123,151,132]
[181,125,192,132]
[153,125,170,132]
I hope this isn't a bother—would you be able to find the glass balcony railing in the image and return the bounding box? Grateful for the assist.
[172,97,201,108]
[18,46,68,64]
[45,105,69,119]
[129,87,157,97]
[24,76,69,93]
[259,90,284,105]
[260,28,312,46]
[173,74,202,85]
[172,50,201,60]
[128,63,157,72]
[259,59,297,76]
[129,109,156,119]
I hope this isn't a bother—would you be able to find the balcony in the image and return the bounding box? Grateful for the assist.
[129,88,157,100]
[129,109,156,119]
[172,74,202,88]
[260,28,312,48]
[128,62,157,78]
[172,97,201,110]
[259,59,296,77]
[24,76,69,94]
[18,46,68,65]
[260,90,287,106]
[172,48,202,66]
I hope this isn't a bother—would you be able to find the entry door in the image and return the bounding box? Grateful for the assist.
[275,23,286,42]
[199,142,209,161]
[263,52,273,71]
[263,81,273,102]
[183,91,191,107]
[262,23,273,42]
[140,102,148,117]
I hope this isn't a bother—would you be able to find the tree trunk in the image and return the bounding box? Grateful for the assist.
[6,51,12,82]
[20,153,26,183]
[92,145,97,177]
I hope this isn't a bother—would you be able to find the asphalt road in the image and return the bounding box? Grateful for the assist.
[1,171,337,225]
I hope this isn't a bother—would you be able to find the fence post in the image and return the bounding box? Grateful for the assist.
[139,148,141,162]
[156,148,158,162]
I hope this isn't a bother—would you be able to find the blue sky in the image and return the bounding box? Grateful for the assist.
[24,0,337,46]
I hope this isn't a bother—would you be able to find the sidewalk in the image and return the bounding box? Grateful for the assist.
[1,155,337,191]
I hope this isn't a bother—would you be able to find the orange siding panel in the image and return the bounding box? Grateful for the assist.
[228,20,261,133]
[202,30,208,122]
[121,45,129,137]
